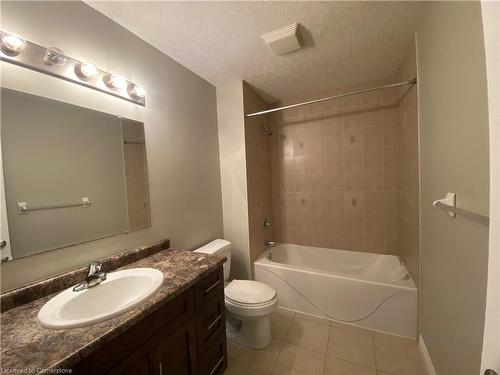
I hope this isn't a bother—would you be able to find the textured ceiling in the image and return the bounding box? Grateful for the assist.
[86,1,426,103]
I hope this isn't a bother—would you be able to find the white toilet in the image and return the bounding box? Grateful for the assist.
[194,239,278,349]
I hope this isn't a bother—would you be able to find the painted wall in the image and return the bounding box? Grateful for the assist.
[242,83,273,264]
[216,81,251,279]
[0,1,223,290]
[416,2,490,373]
[481,1,500,372]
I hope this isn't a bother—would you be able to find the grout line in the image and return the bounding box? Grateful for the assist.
[282,341,327,356]
[283,310,295,339]
[372,334,379,371]
[326,353,378,372]
[270,310,295,374]
[322,324,332,374]
[269,338,284,375]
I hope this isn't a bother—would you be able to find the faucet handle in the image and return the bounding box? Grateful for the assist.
[88,261,102,276]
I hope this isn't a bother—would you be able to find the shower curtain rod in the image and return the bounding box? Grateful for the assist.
[245,78,417,118]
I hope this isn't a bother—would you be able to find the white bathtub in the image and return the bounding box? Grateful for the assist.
[254,243,418,338]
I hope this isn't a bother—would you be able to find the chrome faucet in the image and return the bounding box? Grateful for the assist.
[73,261,107,292]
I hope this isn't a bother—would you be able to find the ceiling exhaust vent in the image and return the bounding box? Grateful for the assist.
[261,23,301,56]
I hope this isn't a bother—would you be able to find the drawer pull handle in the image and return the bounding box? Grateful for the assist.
[207,314,222,331]
[204,280,220,295]
[209,356,224,375]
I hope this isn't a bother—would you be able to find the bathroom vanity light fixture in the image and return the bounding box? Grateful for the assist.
[104,74,127,90]
[43,47,67,66]
[0,31,26,55]
[74,62,98,80]
[128,83,146,99]
[0,30,146,106]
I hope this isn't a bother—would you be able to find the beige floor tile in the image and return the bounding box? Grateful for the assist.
[271,308,295,339]
[328,326,376,368]
[227,339,283,374]
[285,315,330,353]
[325,356,376,375]
[224,361,267,375]
[272,343,326,375]
[374,334,426,375]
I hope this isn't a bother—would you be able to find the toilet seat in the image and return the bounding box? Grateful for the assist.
[225,280,276,304]
[224,280,278,318]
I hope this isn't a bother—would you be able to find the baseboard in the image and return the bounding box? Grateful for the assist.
[419,334,437,375]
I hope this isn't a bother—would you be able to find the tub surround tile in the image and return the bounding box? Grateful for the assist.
[285,315,330,353]
[0,239,170,312]
[0,246,225,371]
[327,327,376,369]
[272,74,419,264]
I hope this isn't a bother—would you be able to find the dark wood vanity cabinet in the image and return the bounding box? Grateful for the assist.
[72,266,227,375]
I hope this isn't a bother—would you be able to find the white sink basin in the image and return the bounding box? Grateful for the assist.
[38,268,163,329]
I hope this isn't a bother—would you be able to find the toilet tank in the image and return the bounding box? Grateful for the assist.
[194,239,231,281]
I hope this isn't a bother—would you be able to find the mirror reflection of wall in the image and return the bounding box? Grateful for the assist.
[121,118,150,231]
[0,88,151,260]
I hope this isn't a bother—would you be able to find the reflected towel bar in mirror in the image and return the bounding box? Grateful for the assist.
[433,192,489,227]
[17,197,91,214]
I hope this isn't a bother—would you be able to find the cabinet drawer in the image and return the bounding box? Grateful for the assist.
[196,293,225,355]
[194,267,224,310]
[198,332,227,375]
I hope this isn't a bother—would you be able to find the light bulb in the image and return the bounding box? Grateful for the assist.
[104,74,126,90]
[0,31,26,55]
[43,47,66,66]
[128,84,146,99]
[75,62,98,80]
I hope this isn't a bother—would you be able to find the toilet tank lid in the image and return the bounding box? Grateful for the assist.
[194,239,231,255]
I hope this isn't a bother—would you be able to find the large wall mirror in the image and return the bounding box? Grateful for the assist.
[1,88,151,261]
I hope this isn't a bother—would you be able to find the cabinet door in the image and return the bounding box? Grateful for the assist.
[106,353,151,375]
[153,319,198,375]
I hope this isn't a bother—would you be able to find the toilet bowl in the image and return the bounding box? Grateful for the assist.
[194,239,278,349]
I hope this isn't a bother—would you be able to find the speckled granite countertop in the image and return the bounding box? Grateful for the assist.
[0,247,224,371]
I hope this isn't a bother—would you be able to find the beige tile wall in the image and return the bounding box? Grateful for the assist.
[268,42,420,285]
[397,40,420,285]
[270,80,403,254]
[243,83,274,264]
